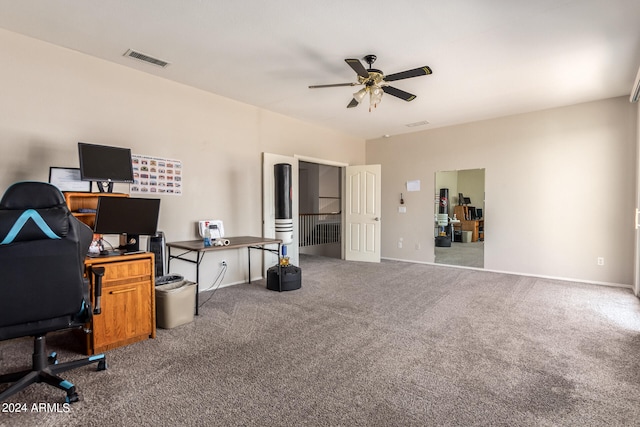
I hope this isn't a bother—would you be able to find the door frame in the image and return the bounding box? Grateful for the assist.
[266,154,381,264]
[634,105,640,297]
[295,155,348,259]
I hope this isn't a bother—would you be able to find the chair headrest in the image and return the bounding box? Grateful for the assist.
[0,182,66,210]
[0,207,69,244]
[0,182,70,245]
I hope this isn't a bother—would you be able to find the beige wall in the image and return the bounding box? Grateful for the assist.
[367,97,638,286]
[457,168,485,214]
[0,29,364,284]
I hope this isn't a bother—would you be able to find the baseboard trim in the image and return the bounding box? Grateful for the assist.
[381,257,632,290]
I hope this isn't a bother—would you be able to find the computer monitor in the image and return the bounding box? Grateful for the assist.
[94,197,160,252]
[48,167,91,192]
[78,142,134,193]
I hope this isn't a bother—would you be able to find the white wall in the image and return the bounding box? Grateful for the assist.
[0,29,364,286]
[367,97,638,286]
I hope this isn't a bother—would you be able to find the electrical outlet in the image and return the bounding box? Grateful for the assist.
[221,260,227,267]
[398,241,403,249]
[597,257,604,266]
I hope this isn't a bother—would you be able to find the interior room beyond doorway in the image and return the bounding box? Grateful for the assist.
[299,161,341,259]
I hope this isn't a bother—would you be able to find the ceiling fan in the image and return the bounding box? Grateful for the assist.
[309,54,432,111]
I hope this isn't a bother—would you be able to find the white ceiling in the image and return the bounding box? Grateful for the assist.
[0,0,639,140]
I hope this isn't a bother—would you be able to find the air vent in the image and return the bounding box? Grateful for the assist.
[123,49,170,68]
[405,120,430,128]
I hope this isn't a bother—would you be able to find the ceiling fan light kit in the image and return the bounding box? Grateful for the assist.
[353,87,367,103]
[309,54,432,111]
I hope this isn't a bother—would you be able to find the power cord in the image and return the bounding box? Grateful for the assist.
[98,238,115,254]
[198,262,227,308]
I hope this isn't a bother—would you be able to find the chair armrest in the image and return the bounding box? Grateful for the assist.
[91,267,105,315]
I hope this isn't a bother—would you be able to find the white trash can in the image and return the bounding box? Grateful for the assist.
[155,279,197,329]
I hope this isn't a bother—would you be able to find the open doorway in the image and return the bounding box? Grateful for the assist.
[299,161,341,258]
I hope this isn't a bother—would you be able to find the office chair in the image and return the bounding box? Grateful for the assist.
[0,182,106,403]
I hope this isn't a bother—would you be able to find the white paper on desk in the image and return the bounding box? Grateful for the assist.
[406,180,421,192]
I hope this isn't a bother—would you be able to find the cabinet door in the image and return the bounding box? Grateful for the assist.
[87,256,154,353]
[92,280,152,349]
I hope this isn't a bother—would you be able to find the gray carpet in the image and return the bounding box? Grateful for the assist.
[435,241,484,268]
[2,255,640,426]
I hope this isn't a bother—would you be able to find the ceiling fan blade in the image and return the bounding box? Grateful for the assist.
[382,86,417,102]
[384,66,432,82]
[347,98,359,108]
[309,82,358,89]
[345,58,370,79]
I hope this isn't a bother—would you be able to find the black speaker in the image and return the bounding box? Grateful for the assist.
[147,231,165,278]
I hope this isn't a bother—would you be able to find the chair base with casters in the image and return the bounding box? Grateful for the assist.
[0,335,106,403]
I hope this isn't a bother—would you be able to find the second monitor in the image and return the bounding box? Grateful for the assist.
[94,196,161,253]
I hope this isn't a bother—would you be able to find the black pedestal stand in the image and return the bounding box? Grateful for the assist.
[266,264,302,291]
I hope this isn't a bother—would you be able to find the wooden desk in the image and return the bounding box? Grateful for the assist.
[453,219,484,242]
[463,219,483,242]
[166,236,282,315]
[83,252,156,355]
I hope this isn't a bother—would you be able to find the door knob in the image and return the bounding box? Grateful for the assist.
[374,217,380,221]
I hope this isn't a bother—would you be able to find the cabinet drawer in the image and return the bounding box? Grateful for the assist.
[100,259,152,287]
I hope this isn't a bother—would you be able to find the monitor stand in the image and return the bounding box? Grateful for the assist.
[119,233,140,253]
[95,181,114,193]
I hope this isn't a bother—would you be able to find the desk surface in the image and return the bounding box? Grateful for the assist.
[84,251,153,265]
[167,235,282,252]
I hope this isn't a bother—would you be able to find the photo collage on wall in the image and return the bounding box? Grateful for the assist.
[130,154,183,195]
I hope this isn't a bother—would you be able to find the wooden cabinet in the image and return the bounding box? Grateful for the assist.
[64,192,128,229]
[453,205,484,242]
[83,253,156,355]
[453,205,469,221]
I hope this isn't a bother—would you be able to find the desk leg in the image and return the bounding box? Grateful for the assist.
[195,252,204,315]
[166,247,203,316]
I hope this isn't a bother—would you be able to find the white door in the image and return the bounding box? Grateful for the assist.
[263,153,299,273]
[345,164,381,263]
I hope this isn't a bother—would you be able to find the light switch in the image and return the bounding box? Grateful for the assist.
[398,206,407,213]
